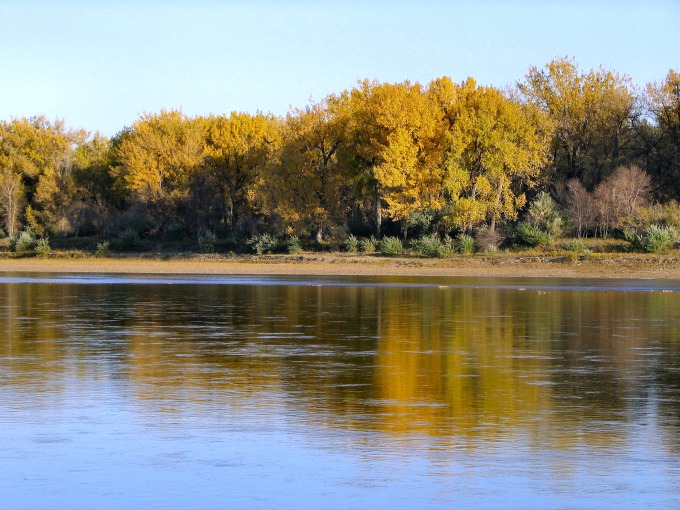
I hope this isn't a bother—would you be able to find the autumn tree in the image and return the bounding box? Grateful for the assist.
[0,116,85,235]
[519,57,639,189]
[348,80,445,236]
[593,164,652,235]
[202,112,280,234]
[645,69,680,198]
[70,133,119,235]
[115,110,205,235]
[440,78,548,232]
[270,96,351,241]
[0,162,24,238]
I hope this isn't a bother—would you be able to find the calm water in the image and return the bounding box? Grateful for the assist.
[1,274,680,509]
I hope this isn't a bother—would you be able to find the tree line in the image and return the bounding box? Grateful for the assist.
[1,57,679,251]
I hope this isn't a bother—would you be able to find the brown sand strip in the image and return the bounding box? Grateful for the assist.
[2,254,680,280]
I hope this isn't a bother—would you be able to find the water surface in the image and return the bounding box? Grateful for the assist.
[1,274,679,509]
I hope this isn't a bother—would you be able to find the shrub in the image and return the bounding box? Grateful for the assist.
[413,234,454,258]
[475,226,502,252]
[247,233,282,255]
[378,236,404,256]
[643,225,677,253]
[624,225,678,253]
[35,238,51,257]
[0,228,5,238]
[562,239,587,252]
[527,191,565,237]
[286,235,303,254]
[359,236,377,253]
[118,228,140,250]
[13,229,36,253]
[345,234,359,253]
[198,231,217,253]
[95,241,111,257]
[455,234,475,254]
[513,222,551,247]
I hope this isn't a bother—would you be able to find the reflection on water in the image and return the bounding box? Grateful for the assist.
[1,276,680,509]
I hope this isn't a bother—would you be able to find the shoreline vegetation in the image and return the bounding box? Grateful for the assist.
[2,58,680,275]
[2,250,680,280]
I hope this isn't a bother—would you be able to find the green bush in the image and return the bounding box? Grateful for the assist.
[345,234,359,252]
[247,233,282,254]
[378,236,404,256]
[643,225,677,253]
[198,231,217,253]
[359,236,377,253]
[413,234,454,258]
[35,238,51,257]
[455,234,475,254]
[562,239,587,252]
[513,222,551,247]
[12,229,36,253]
[118,228,140,250]
[527,191,565,237]
[286,235,303,254]
[95,241,111,257]
[624,225,678,253]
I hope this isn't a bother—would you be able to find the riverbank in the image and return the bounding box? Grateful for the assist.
[2,252,680,279]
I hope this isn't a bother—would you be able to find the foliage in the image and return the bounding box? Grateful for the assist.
[95,241,110,257]
[118,228,140,250]
[247,233,283,255]
[284,235,302,254]
[345,234,359,252]
[377,236,404,256]
[527,192,565,237]
[198,231,217,253]
[35,238,51,257]
[561,239,587,252]
[270,96,350,242]
[412,234,454,258]
[9,229,35,252]
[1,61,680,251]
[358,236,378,253]
[439,77,548,231]
[519,57,638,188]
[455,234,476,254]
[625,225,678,253]
[513,222,551,247]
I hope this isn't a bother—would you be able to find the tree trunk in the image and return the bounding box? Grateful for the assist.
[315,225,323,243]
[374,183,382,238]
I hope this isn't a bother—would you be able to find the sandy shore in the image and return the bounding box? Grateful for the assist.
[2,252,680,279]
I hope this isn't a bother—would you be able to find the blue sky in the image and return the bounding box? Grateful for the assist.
[1,0,678,136]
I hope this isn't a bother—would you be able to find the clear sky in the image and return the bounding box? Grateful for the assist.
[1,0,678,137]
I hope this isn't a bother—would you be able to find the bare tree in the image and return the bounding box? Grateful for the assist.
[564,179,596,238]
[594,164,651,235]
[0,167,24,238]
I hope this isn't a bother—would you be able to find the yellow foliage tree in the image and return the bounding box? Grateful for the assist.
[441,78,548,231]
[351,80,445,236]
[203,112,280,232]
[519,57,637,188]
[115,110,205,233]
[271,95,351,241]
